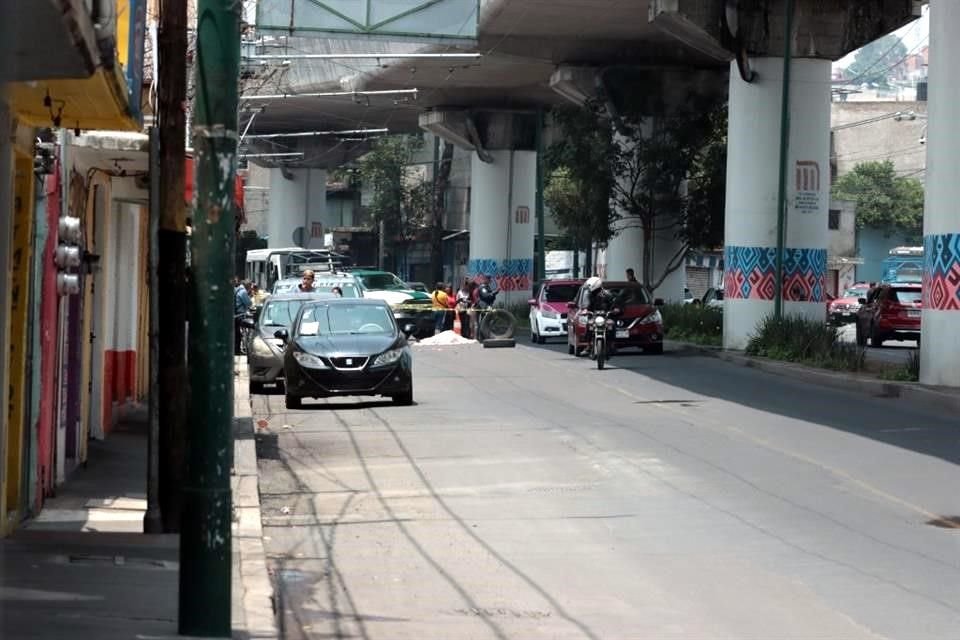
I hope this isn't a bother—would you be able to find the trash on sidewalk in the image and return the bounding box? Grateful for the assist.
[414,330,478,346]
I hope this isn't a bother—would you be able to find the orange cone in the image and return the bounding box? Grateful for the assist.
[453,311,462,335]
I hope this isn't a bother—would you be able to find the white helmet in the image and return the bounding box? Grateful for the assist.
[585,276,603,292]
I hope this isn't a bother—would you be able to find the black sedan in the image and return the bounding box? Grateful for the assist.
[276,299,414,409]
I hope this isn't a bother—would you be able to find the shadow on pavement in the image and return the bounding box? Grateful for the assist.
[611,346,960,468]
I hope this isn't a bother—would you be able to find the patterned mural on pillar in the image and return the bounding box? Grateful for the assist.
[724,246,827,302]
[467,258,533,291]
[923,233,960,310]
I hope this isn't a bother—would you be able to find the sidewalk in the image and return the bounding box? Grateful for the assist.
[0,411,180,639]
[0,392,278,639]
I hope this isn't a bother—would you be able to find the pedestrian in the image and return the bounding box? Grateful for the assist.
[626,268,638,283]
[234,279,253,355]
[331,286,343,297]
[298,269,316,293]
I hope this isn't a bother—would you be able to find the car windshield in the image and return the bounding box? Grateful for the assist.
[273,280,299,294]
[544,284,580,303]
[297,304,396,336]
[259,299,307,328]
[608,285,651,305]
[358,273,407,290]
[890,288,922,304]
[315,282,360,298]
[843,288,866,298]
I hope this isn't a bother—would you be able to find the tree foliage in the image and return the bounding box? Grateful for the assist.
[843,34,908,88]
[831,160,924,240]
[544,106,615,251]
[607,97,728,295]
[358,135,432,253]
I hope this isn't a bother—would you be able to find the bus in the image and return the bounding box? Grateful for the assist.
[245,247,351,292]
[882,246,923,284]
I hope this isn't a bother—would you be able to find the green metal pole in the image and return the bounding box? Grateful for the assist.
[535,108,546,284]
[773,0,795,319]
[179,0,239,635]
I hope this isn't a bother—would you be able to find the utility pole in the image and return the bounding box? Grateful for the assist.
[179,0,239,635]
[156,0,188,534]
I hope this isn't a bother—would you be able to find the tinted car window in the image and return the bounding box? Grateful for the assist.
[544,284,580,303]
[608,285,651,305]
[297,304,396,337]
[358,273,407,290]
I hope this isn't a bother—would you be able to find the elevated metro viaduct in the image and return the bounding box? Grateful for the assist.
[244,0,960,387]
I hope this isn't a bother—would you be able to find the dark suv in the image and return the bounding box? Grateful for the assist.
[854,283,922,347]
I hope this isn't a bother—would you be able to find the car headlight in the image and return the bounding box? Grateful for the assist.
[594,316,607,327]
[293,351,327,369]
[372,347,404,368]
[540,308,559,320]
[639,310,662,325]
[250,336,277,358]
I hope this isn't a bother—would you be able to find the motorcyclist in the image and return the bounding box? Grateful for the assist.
[583,276,620,356]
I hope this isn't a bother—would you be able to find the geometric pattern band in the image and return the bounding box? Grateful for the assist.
[923,233,960,310]
[467,257,533,292]
[724,245,827,302]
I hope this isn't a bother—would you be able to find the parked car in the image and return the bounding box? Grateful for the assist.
[528,278,584,344]
[854,283,922,347]
[405,281,428,292]
[828,283,871,325]
[275,298,415,409]
[349,269,435,337]
[242,292,334,393]
[567,281,664,355]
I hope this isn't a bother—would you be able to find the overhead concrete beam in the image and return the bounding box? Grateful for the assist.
[420,109,537,155]
[648,0,731,63]
[549,66,601,106]
[241,136,374,169]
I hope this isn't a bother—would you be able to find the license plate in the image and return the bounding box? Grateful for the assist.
[908,310,921,318]
[615,330,629,339]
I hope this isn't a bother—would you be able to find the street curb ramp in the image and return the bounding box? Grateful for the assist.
[232,355,280,639]
[665,340,960,414]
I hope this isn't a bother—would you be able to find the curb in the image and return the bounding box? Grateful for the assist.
[665,339,960,414]
[232,356,279,639]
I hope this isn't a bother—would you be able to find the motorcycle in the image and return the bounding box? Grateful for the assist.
[586,309,616,370]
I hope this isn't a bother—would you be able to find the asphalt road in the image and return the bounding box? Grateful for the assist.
[252,339,960,639]
[835,323,919,367]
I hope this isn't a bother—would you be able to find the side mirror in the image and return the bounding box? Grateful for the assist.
[654,298,664,307]
[241,317,256,329]
[274,328,289,342]
[857,298,867,305]
[402,323,416,335]
[527,298,537,306]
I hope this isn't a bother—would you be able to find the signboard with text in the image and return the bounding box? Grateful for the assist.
[257,0,479,44]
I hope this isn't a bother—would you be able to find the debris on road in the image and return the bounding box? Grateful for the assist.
[414,330,478,346]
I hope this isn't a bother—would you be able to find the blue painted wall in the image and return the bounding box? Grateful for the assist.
[856,227,917,283]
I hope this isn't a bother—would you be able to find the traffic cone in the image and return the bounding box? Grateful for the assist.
[453,311,462,335]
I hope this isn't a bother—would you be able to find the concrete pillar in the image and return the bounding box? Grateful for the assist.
[266,168,327,249]
[723,57,830,349]
[466,150,536,306]
[920,0,960,387]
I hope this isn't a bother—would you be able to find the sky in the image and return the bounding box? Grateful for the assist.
[834,4,930,70]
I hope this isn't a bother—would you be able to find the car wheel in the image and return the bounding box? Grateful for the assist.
[644,343,664,355]
[249,380,264,395]
[285,394,302,410]
[392,388,414,406]
[536,333,546,345]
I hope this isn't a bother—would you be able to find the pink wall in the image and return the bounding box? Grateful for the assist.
[36,168,60,504]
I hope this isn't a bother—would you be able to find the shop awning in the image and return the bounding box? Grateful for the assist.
[9,65,138,132]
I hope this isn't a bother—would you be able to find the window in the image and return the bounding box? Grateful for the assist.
[828,209,841,230]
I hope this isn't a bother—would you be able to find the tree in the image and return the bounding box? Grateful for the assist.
[544,105,616,275]
[608,97,727,296]
[358,135,433,270]
[843,34,908,88]
[831,160,924,240]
